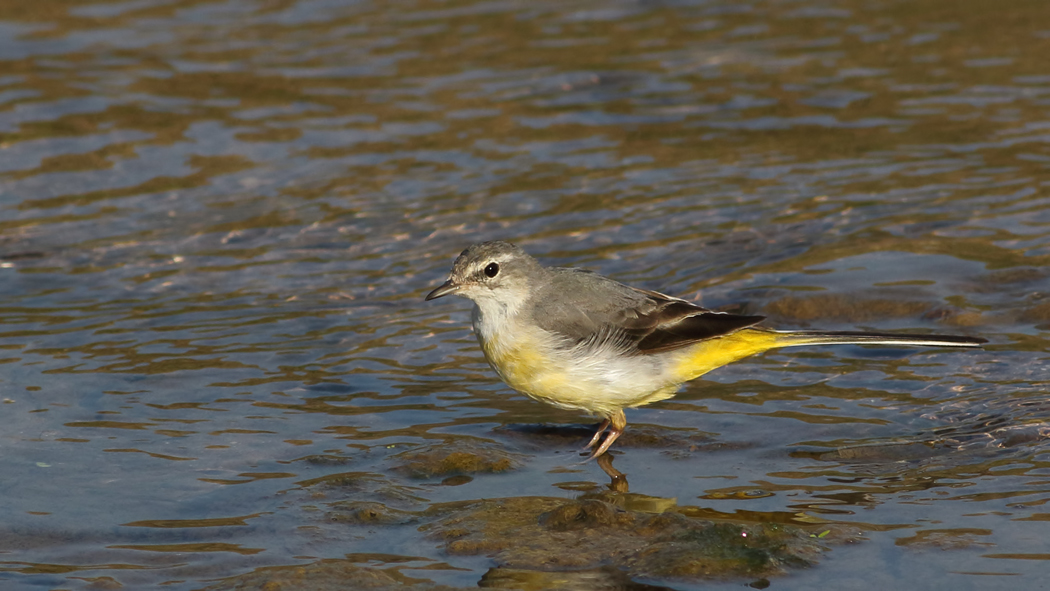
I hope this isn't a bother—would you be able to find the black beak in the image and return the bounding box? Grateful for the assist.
[425,280,458,301]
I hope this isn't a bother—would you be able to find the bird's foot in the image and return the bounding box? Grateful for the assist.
[579,410,626,462]
[581,418,610,451]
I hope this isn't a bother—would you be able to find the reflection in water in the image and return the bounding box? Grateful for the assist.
[596,453,629,493]
[1,0,1050,589]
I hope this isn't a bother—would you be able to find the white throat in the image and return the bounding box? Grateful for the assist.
[470,291,526,344]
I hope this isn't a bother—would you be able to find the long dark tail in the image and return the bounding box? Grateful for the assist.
[770,330,986,348]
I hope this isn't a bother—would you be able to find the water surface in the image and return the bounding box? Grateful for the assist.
[2,0,1050,589]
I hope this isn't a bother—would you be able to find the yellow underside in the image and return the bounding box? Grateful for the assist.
[481,331,559,393]
[479,327,795,416]
[669,328,787,382]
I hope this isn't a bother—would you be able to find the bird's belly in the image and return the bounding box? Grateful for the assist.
[477,329,674,416]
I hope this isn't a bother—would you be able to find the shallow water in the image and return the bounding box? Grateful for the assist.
[2,0,1050,589]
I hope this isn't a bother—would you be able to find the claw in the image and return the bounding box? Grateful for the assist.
[581,410,626,461]
[581,418,610,450]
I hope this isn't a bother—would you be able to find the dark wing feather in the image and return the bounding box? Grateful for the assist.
[530,269,765,354]
[618,288,765,353]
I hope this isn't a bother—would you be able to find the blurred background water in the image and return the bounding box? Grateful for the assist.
[2,0,1050,589]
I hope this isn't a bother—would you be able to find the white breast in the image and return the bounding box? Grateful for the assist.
[470,300,680,416]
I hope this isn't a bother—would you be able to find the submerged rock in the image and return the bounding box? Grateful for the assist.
[392,441,524,479]
[478,565,676,590]
[199,560,466,590]
[325,501,418,526]
[423,495,824,581]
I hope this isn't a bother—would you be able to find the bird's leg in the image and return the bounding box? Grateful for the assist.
[588,409,626,460]
[582,418,611,450]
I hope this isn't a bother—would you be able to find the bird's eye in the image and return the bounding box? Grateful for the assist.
[484,262,500,278]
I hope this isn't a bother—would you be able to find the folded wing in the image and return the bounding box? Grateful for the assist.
[531,269,765,355]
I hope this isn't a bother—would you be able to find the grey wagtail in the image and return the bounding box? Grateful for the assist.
[426,241,987,459]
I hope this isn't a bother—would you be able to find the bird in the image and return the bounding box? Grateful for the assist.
[425,241,986,460]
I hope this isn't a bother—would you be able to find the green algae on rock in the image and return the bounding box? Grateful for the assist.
[392,442,524,479]
[326,501,419,526]
[424,496,824,581]
[199,560,467,591]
